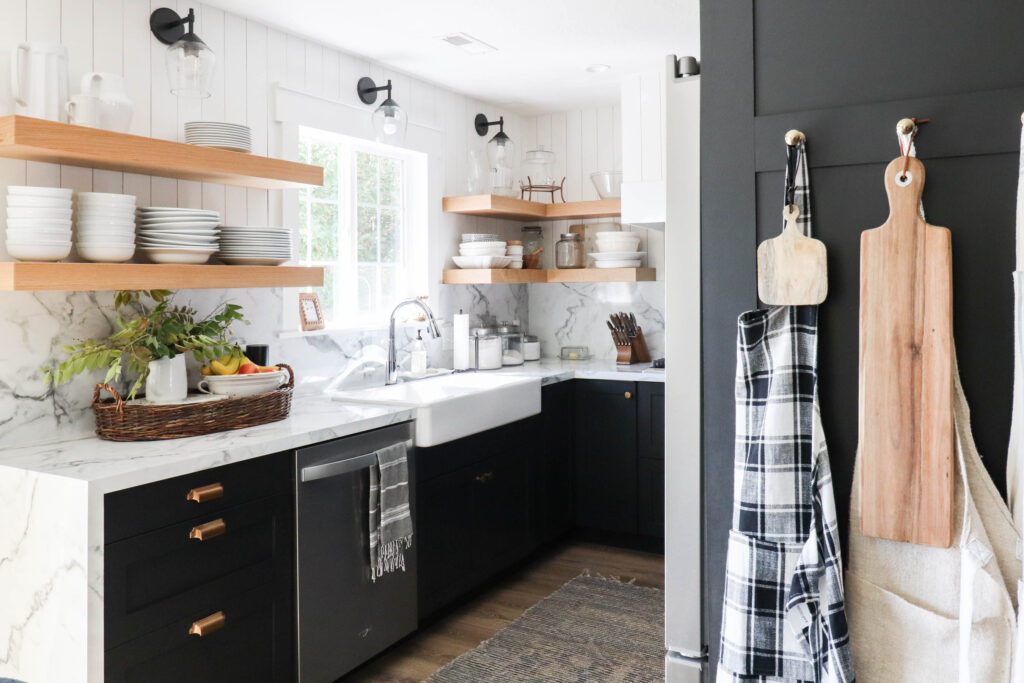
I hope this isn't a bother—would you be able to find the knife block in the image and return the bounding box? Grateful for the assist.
[613,328,652,365]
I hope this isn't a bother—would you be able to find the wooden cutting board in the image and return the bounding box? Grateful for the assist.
[757,204,828,305]
[859,156,954,548]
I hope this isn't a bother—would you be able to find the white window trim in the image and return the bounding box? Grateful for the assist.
[271,83,444,334]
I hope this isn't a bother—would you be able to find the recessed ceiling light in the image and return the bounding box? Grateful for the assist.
[441,32,497,55]
[586,64,611,73]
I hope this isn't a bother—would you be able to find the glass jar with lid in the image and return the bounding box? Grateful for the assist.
[521,145,557,187]
[555,233,584,269]
[469,326,502,370]
[497,321,524,366]
[521,226,543,268]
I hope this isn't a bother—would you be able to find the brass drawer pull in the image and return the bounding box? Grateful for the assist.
[624,391,632,399]
[186,483,224,503]
[475,471,495,484]
[189,611,226,637]
[189,518,226,541]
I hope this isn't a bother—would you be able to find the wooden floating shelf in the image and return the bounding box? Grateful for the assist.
[0,116,323,189]
[0,263,324,292]
[442,268,655,285]
[442,194,620,221]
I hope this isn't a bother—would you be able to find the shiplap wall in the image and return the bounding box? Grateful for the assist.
[520,106,664,275]
[0,0,528,266]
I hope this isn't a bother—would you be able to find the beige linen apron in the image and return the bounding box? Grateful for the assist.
[847,361,1020,682]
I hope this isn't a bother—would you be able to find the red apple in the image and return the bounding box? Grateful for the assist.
[237,363,259,375]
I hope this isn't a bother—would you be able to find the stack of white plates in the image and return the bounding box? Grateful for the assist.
[75,192,136,262]
[5,186,73,261]
[460,233,501,243]
[137,207,221,264]
[184,121,252,153]
[589,231,645,268]
[217,227,292,265]
[453,237,509,269]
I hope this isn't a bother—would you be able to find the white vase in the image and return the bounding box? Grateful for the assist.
[145,354,187,404]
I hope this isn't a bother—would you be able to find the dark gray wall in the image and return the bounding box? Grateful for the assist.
[701,2,1024,677]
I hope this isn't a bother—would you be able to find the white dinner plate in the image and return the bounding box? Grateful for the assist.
[218,256,290,265]
[138,207,220,215]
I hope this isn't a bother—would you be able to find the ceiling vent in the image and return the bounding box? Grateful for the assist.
[441,32,497,55]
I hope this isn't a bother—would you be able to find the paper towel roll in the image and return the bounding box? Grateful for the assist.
[453,312,470,370]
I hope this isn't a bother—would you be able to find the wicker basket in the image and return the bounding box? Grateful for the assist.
[91,363,295,441]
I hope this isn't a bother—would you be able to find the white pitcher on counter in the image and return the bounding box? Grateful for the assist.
[65,72,133,132]
[10,42,68,122]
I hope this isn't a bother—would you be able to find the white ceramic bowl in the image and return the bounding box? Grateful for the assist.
[6,207,73,220]
[452,255,513,269]
[78,232,136,244]
[6,228,72,242]
[590,171,623,199]
[76,192,135,203]
[76,242,135,263]
[5,241,72,261]
[6,217,72,230]
[459,249,507,258]
[198,372,285,397]
[595,238,642,253]
[458,240,506,249]
[142,248,213,264]
[7,186,73,199]
[7,196,72,208]
[77,217,136,229]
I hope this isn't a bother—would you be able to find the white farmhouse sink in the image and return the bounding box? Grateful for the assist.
[329,373,541,446]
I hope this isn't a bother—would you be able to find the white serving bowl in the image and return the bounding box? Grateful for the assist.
[595,238,642,253]
[76,242,135,262]
[78,232,136,244]
[452,255,513,269]
[589,250,647,261]
[6,217,72,230]
[6,228,72,242]
[459,248,507,258]
[7,196,72,208]
[142,248,214,264]
[5,241,72,261]
[7,186,73,199]
[77,217,136,229]
[6,207,73,220]
[76,192,135,203]
[198,374,285,397]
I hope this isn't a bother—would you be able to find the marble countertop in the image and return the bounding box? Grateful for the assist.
[0,358,661,493]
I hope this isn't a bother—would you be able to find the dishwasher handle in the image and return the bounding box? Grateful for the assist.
[300,451,379,483]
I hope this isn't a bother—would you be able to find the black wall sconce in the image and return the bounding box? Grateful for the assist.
[150,7,215,99]
[358,77,407,143]
[475,114,515,196]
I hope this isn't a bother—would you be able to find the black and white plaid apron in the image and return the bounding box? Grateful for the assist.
[717,142,856,683]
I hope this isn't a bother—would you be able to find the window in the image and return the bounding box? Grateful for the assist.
[297,127,427,328]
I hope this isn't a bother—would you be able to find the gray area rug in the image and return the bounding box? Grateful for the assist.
[427,575,665,682]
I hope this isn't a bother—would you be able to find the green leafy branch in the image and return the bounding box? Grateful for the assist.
[41,290,249,399]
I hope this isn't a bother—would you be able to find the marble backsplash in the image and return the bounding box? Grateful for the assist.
[0,280,661,448]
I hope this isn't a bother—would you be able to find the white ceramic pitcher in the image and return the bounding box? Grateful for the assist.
[11,42,68,122]
[68,72,133,132]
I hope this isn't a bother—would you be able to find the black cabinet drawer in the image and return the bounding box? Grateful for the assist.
[105,453,291,543]
[105,494,292,649]
[105,582,291,683]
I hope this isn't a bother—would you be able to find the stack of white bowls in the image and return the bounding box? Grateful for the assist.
[5,186,73,261]
[453,234,510,269]
[506,241,524,269]
[589,231,645,268]
[75,192,136,262]
[137,207,221,264]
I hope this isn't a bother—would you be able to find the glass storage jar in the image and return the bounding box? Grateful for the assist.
[469,326,502,370]
[521,145,557,186]
[555,233,584,269]
[497,322,524,366]
[521,226,543,268]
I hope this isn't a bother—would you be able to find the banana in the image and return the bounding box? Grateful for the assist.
[211,355,242,375]
[200,365,213,376]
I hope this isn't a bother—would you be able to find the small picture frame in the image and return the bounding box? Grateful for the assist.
[298,293,325,331]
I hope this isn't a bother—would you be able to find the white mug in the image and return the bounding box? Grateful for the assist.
[65,94,103,127]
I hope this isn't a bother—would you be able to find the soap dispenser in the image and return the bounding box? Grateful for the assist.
[411,330,427,375]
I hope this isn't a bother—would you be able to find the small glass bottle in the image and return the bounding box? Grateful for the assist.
[555,233,584,269]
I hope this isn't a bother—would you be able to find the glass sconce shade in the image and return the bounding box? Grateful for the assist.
[166,33,215,99]
[487,131,516,197]
[373,97,408,144]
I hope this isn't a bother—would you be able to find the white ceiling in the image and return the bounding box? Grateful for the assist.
[204,0,699,115]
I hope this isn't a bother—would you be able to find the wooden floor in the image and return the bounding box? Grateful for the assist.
[346,541,665,683]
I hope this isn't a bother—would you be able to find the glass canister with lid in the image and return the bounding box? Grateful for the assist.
[555,232,585,269]
[521,226,543,268]
[497,321,524,366]
[469,326,502,370]
[521,145,557,186]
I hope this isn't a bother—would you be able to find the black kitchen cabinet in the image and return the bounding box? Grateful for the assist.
[104,452,294,682]
[638,382,665,538]
[533,380,575,545]
[574,380,640,535]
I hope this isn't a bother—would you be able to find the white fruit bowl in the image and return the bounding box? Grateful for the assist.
[77,242,136,262]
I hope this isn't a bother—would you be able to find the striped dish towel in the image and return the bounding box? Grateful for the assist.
[369,442,413,581]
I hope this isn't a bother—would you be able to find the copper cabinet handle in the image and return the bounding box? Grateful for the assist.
[186,483,224,503]
[475,471,494,483]
[189,611,226,637]
[624,391,632,399]
[189,518,226,541]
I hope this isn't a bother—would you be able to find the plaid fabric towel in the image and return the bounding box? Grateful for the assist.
[369,442,413,581]
[717,306,855,683]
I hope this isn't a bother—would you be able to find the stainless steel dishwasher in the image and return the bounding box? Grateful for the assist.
[294,421,416,682]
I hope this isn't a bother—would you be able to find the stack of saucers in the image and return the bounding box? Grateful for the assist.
[5,186,72,261]
[184,121,252,153]
[217,227,292,265]
[137,207,221,264]
[75,192,136,262]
